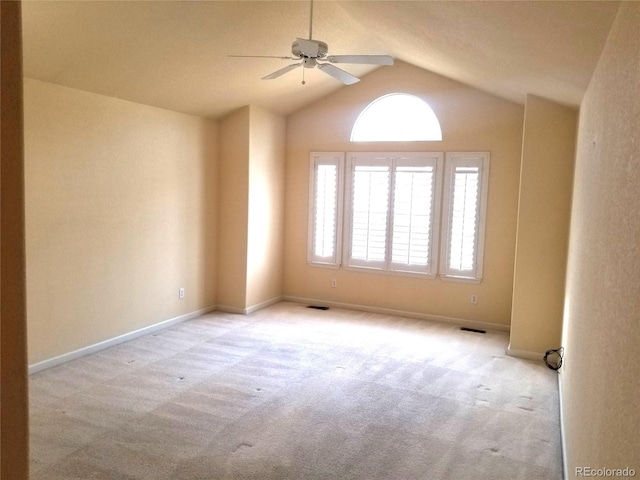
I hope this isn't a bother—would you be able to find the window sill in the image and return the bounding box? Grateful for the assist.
[344,264,437,279]
[439,274,482,284]
[308,261,341,270]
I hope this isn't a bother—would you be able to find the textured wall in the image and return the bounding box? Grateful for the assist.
[510,95,577,357]
[24,79,218,364]
[284,61,524,327]
[217,105,286,312]
[561,2,640,477]
[217,107,251,310]
[247,106,286,309]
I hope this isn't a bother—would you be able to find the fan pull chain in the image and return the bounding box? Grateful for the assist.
[302,67,306,85]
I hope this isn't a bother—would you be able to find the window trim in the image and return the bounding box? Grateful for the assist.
[343,152,444,277]
[307,150,491,285]
[439,152,490,282]
[307,152,345,268]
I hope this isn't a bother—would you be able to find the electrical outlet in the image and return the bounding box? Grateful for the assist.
[470,294,478,304]
[179,288,185,299]
[331,279,337,288]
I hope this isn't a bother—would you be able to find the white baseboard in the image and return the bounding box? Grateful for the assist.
[558,373,569,480]
[28,305,217,375]
[215,305,246,314]
[217,296,283,315]
[283,295,510,333]
[246,296,283,314]
[506,344,544,361]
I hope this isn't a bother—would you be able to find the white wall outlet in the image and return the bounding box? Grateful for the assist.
[179,288,185,299]
[331,279,337,288]
[470,294,478,304]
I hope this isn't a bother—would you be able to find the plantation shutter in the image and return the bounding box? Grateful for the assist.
[448,166,479,271]
[345,153,442,275]
[441,153,490,280]
[350,163,390,266]
[314,164,338,257]
[308,152,344,266]
[389,156,442,274]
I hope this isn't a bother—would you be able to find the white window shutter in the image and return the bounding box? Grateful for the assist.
[308,152,344,266]
[389,154,443,275]
[392,167,433,266]
[350,163,390,266]
[314,164,338,258]
[345,153,442,275]
[441,152,490,281]
[448,166,479,271]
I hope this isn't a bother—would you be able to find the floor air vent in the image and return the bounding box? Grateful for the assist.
[307,305,330,310]
[460,327,486,334]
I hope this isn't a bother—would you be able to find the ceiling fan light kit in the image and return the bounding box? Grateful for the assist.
[231,1,394,85]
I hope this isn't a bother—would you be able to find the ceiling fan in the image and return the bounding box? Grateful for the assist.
[229,0,394,85]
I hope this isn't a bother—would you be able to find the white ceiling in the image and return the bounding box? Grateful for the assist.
[21,1,620,120]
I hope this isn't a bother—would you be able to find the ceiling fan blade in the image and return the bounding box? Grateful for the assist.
[262,63,302,80]
[327,55,394,66]
[316,63,360,85]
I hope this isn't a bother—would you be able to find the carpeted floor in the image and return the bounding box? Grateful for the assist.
[29,301,562,479]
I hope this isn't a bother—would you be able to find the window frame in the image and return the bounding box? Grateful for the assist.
[307,152,345,268]
[343,152,444,277]
[439,152,490,283]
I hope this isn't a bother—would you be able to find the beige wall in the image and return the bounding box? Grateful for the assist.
[217,105,286,312]
[284,61,524,328]
[24,78,218,364]
[217,107,250,311]
[247,106,285,309]
[1,1,30,477]
[509,95,576,357]
[561,2,640,477]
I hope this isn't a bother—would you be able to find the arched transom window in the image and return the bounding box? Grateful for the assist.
[350,93,442,142]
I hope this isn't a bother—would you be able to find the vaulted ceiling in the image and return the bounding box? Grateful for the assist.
[21,1,620,120]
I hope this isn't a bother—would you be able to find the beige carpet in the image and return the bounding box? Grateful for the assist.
[29,301,562,479]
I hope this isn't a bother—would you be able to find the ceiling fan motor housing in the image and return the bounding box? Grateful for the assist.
[292,38,328,59]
